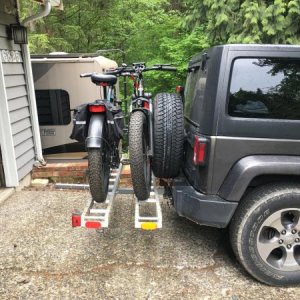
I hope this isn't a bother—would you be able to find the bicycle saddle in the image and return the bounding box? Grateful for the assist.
[91,74,117,86]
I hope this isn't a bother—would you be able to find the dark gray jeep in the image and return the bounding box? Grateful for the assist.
[170,44,300,286]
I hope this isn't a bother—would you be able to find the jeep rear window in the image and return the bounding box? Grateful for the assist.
[184,65,206,118]
[228,58,300,120]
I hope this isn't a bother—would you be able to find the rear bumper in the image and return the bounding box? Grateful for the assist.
[171,176,238,228]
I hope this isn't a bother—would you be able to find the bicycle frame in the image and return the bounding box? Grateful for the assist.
[129,69,154,157]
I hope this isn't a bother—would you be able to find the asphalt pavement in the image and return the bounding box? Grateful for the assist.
[0,188,300,299]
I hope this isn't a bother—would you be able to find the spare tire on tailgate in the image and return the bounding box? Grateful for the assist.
[152,93,184,178]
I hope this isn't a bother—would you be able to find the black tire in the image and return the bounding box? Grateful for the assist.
[152,93,184,178]
[230,183,300,286]
[88,148,110,203]
[129,111,151,200]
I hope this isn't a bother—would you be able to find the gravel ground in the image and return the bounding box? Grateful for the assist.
[0,188,300,299]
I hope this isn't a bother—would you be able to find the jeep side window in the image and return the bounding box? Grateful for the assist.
[228,58,300,120]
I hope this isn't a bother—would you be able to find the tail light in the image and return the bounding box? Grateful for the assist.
[193,135,207,165]
[176,86,184,93]
[88,105,106,113]
[143,101,150,109]
[85,221,102,229]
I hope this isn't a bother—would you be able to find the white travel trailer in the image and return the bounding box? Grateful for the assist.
[31,53,118,155]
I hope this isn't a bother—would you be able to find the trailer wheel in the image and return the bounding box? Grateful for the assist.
[152,93,184,178]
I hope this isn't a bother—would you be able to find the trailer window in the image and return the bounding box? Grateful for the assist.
[35,89,71,125]
[228,58,300,120]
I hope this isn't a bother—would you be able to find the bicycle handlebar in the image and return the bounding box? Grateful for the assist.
[81,63,177,79]
[106,64,177,76]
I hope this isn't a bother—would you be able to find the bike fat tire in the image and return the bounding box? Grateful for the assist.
[88,147,110,203]
[129,111,151,200]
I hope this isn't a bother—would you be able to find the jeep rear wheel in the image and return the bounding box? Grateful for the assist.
[152,93,184,178]
[230,183,300,286]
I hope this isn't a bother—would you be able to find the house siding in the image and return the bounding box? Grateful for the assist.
[0,9,35,183]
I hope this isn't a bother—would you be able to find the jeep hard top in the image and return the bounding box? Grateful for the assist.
[171,44,300,286]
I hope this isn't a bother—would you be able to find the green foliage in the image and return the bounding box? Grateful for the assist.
[186,0,300,45]
[20,0,300,96]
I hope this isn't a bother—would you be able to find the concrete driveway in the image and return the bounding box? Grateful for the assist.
[0,188,300,299]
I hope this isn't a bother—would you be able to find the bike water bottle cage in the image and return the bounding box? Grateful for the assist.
[91,74,117,86]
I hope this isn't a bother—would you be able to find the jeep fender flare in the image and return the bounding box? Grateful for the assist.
[219,155,300,201]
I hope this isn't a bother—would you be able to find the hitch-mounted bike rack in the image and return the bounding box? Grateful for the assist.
[70,164,122,230]
[66,164,162,230]
[134,179,162,230]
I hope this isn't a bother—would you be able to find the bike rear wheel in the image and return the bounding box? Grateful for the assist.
[88,147,110,203]
[129,111,151,200]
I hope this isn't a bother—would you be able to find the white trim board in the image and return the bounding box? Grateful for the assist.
[0,54,19,187]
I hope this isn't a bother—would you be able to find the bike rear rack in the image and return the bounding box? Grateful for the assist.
[68,164,162,230]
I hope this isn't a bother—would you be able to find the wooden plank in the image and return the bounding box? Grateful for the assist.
[10,106,30,123]
[16,148,35,169]
[6,85,27,100]
[15,138,34,159]
[0,37,20,51]
[2,63,24,75]
[13,127,33,147]
[5,74,25,88]
[8,96,29,112]
[11,117,31,135]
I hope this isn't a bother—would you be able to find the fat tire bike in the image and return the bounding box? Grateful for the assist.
[79,72,122,203]
[106,63,177,200]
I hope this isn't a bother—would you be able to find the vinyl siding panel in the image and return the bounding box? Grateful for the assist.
[18,159,35,181]
[0,14,35,182]
[0,37,20,51]
[15,138,34,159]
[5,75,26,88]
[2,63,24,75]
[0,25,7,38]
[13,128,33,147]
[6,85,27,100]
[10,106,30,123]
[8,96,28,111]
[16,148,35,170]
[11,117,31,135]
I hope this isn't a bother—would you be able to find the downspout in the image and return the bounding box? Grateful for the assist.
[20,1,52,166]
[22,1,52,26]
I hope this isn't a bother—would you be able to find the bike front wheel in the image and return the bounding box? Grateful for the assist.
[129,111,151,200]
[88,148,110,203]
